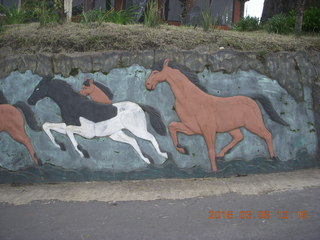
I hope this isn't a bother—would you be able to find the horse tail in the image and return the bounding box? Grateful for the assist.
[13,101,42,132]
[139,104,167,136]
[250,94,290,127]
[0,91,9,104]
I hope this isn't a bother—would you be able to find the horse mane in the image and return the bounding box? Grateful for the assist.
[51,79,74,90]
[0,90,9,104]
[50,79,88,100]
[153,60,207,93]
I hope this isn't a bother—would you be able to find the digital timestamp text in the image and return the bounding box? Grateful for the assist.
[208,210,308,220]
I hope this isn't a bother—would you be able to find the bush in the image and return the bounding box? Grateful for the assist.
[144,0,160,28]
[0,4,25,24]
[235,16,260,31]
[303,7,320,32]
[264,13,295,34]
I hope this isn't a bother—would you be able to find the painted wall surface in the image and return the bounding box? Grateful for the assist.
[0,63,317,182]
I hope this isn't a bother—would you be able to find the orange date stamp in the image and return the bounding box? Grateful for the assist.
[208,210,308,220]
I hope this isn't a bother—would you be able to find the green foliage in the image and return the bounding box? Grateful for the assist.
[235,16,260,31]
[38,0,59,26]
[264,7,320,34]
[0,4,25,24]
[21,0,60,25]
[81,9,105,24]
[303,7,320,32]
[264,13,295,34]
[105,7,137,25]
[81,7,136,25]
[201,10,212,31]
[144,0,160,28]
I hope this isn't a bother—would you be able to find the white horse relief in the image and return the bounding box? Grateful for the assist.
[27,77,168,165]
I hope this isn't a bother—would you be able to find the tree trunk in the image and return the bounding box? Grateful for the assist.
[295,0,306,37]
[84,0,95,12]
[64,0,72,21]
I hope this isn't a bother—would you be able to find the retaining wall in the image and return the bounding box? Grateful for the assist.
[0,48,319,182]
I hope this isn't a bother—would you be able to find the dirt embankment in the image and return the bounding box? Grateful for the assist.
[0,22,319,54]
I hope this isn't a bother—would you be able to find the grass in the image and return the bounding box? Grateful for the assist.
[0,22,319,54]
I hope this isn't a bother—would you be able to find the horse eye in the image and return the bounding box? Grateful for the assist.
[36,88,39,91]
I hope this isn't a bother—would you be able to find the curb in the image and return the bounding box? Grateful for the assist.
[0,169,319,205]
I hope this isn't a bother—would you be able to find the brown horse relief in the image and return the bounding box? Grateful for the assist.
[0,91,42,166]
[145,59,289,172]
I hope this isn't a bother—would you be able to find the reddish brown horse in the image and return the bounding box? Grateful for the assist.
[145,59,289,172]
[80,78,113,104]
[0,91,42,166]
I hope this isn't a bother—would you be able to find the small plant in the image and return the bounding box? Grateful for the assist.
[303,7,320,32]
[144,0,160,28]
[235,16,260,31]
[81,9,105,24]
[81,7,136,25]
[0,3,25,24]
[264,13,295,34]
[201,9,212,31]
[105,6,137,25]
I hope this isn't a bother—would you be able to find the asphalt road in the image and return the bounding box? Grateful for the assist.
[1,187,319,240]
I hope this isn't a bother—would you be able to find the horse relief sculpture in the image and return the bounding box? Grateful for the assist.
[0,91,42,166]
[80,79,113,104]
[27,77,168,164]
[145,59,290,172]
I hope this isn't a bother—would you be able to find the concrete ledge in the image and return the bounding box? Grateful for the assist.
[0,169,319,205]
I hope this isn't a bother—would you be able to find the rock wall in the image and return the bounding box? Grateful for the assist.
[0,48,319,182]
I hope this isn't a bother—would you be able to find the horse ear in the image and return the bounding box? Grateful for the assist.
[163,59,170,68]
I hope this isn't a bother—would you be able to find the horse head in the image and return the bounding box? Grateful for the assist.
[80,78,95,96]
[28,77,51,105]
[145,59,171,91]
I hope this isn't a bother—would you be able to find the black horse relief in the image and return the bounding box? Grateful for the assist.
[27,77,168,163]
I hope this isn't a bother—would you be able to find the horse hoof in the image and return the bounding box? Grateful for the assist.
[34,153,43,166]
[77,145,90,158]
[37,159,43,166]
[177,144,189,155]
[56,141,66,151]
[142,152,154,164]
[272,156,280,161]
[82,150,90,158]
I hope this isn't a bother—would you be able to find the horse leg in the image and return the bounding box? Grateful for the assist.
[203,132,218,172]
[43,122,67,150]
[65,125,90,158]
[245,121,276,158]
[129,129,168,159]
[7,130,42,166]
[168,121,195,154]
[122,113,168,159]
[109,130,151,164]
[217,129,244,158]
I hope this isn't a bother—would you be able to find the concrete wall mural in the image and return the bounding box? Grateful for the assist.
[0,50,318,182]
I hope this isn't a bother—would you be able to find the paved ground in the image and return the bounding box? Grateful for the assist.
[0,169,319,240]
